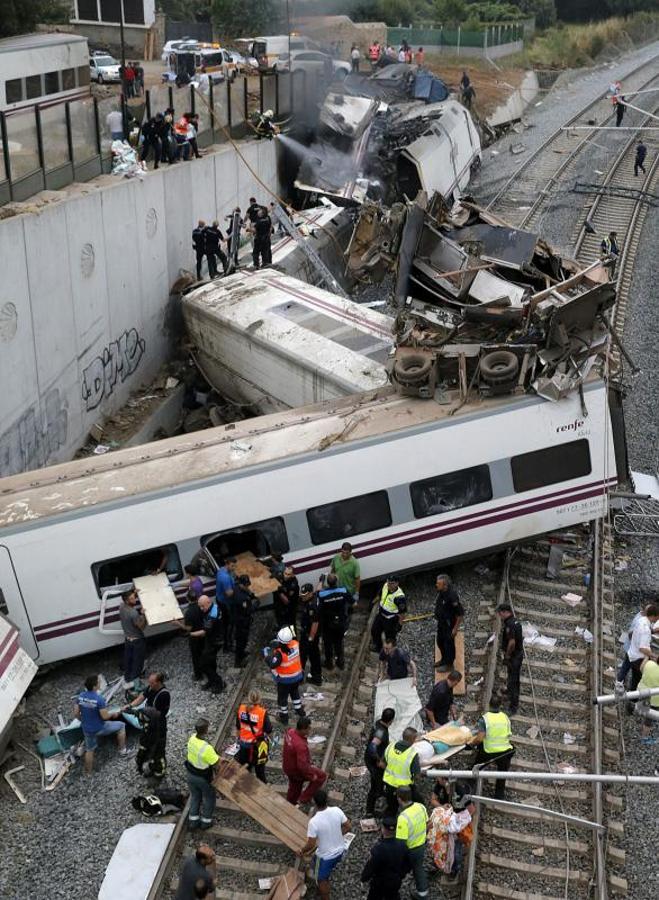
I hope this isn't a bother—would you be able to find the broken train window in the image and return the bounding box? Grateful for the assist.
[307,491,392,545]
[202,517,290,567]
[410,466,493,519]
[511,439,591,493]
[92,544,183,596]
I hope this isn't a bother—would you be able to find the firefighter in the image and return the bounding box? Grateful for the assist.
[235,689,272,783]
[135,706,166,779]
[371,575,407,653]
[252,109,279,140]
[263,626,306,724]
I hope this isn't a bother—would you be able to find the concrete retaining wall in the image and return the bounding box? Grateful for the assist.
[0,139,279,477]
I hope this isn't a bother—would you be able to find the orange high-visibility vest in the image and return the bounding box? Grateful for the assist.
[238,703,266,743]
[274,641,302,683]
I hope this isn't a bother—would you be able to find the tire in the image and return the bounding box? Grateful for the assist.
[394,353,433,385]
[480,350,519,383]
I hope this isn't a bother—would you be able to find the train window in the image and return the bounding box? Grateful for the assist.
[307,491,392,545]
[77,65,91,87]
[5,79,23,104]
[511,439,591,493]
[62,68,76,90]
[92,544,183,596]
[44,71,61,95]
[410,465,493,519]
[0,588,8,616]
[25,75,42,100]
[202,517,290,567]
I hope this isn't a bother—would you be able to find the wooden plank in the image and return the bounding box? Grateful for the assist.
[206,825,281,847]
[214,856,288,876]
[434,631,466,695]
[477,881,564,900]
[213,759,309,853]
[478,852,590,882]
[234,552,280,598]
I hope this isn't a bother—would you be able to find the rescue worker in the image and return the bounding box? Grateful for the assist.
[196,595,225,694]
[381,726,421,816]
[469,693,515,800]
[185,718,219,830]
[434,573,464,672]
[275,565,299,628]
[246,196,261,227]
[371,575,406,653]
[634,139,647,177]
[253,109,278,140]
[233,574,258,668]
[600,230,620,276]
[299,582,323,686]
[496,603,523,714]
[364,707,395,815]
[125,671,171,778]
[235,689,272,783]
[360,815,407,899]
[368,41,380,70]
[204,220,227,278]
[252,207,273,269]
[317,573,351,670]
[396,786,429,900]
[225,207,243,271]
[283,715,328,806]
[263,626,306,723]
[192,220,207,280]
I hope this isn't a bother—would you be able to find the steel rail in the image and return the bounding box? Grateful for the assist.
[591,520,608,900]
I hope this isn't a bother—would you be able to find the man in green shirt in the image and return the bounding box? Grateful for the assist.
[330,542,361,601]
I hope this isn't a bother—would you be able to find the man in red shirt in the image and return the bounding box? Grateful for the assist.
[283,716,327,806]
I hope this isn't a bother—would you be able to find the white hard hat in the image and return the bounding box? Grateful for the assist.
[264,109,274,118]
[277,626,294,643]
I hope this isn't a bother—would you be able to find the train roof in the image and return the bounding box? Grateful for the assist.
[0,33,89,53]
[0,380,604,532]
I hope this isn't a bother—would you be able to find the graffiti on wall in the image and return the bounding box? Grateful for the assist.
[0,388,68,477]
[82,328,146,411]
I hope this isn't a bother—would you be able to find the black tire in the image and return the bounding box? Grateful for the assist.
[394,353,433,385]
[480,350,519,383]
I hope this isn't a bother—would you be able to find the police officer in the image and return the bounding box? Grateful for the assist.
[469,693,515,800]
[364,707,395,815]
[192,219,207,280]
[235,689,272,783]
[496,603,523,715]
[299,582,322,686]
[434,573,464,672]
[371,575,406,653]
[317,573,351,670]
[204,220,227,278]
[252,207,273,270]
[381,726,421,816]
[396,786,429,900]
[185,718,219,830]
[263,626,306,724]
[196,595,225,694]
[360,815,407,900]
[233,574,258,668]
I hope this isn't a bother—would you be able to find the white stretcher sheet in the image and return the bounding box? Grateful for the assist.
[98,823,175,899]
[374,677,424,743]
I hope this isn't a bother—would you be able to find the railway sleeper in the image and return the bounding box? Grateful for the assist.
[476,880,567,900]
[477,852,592,883]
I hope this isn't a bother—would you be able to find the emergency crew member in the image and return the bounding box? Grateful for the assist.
[396,785,429,899]
[600,230,620,276]
[204,221,227,278]
[469,693,514,800]
[173,574,206,680]
[496,603,523,714]
[364,707,395,815]
[195,595,224,694]
[233,574,258,668]
[185,718,219,829]
[246,196,261,227]
[361,815,407,900]
[368,41,380,69]
[192,220,207,280]
[225,208,243,271]
[381,726,421,815]
[615,94,626,127]
[371,575,406,653]
[253,109,278,139]
[426,670,462,727]
[299,582,323,686]
[125,671,171,778]
[263,626,306,723]
[283,715,328,806]
[317,573,351,670]
[252,207,273,269]
[275,565,299,628]
[434,573,464,672]
[236,689,272,783]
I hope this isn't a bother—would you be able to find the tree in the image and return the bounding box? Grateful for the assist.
[515,0,556,28]
[434,0,466,25]
[0,0,68,38]
[211,0,279,37]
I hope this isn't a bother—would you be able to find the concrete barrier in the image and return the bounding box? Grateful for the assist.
[0,139,280,477]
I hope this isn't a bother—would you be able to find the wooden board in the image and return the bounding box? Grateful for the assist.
[434,630,466,695]
[213,758,309,854]
[267,869,306,900]
[234,552,281,598]
[133,573,183,625]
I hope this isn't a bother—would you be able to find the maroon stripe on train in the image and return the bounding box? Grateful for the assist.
[0,628,16,659]
[34,481,611,642]
[0,633,19,679]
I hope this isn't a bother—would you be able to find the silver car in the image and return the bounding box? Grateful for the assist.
[89,54,122,84]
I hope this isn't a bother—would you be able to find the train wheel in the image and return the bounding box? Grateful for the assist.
[480,350,519,383]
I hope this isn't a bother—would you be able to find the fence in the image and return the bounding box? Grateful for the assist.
[0,70,322,207]
[388,22,525,52]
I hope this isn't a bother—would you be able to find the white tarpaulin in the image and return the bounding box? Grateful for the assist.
[374,677,423,743]
[99,823,175,900]
[133,573,182,626]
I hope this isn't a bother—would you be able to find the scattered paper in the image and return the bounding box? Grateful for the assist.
[523,623,557,651]
[556,763,578,774]
[563,657,577,668]
[487,633,496,645]
[535,100,543,106]
[614,561,628,572]
[360,818,379,832]
[575,626,593,644]
[303,691,325,701]
[526,725,540,740]
[531,847,545,857]
[258,877,274,889]
[594,169,604,175]
[343,832,356,850]
[562,592,582,607]
[349,765,368,778]
[308,735,326,745]
[224,742,239,756]
[165,376,179,390]
[93,444,111,454]
[563,732,576,745]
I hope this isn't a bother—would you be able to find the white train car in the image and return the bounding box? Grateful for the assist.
[0,33,90,112]
[0,377,617,667]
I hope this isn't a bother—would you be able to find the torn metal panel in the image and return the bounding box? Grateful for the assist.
[133,573,183,626]
[345,200,406,282]
[448,222,538,270]
[394,192,426,308]
[412,226,472,299]
[319,92,381,140]
[468,269,528,307]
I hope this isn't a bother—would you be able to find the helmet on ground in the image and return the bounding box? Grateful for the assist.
[277,626,294,643]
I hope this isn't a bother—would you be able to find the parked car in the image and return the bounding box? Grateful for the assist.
[160,38,197,63]
[273,50,350,79]
[89,53,121,84]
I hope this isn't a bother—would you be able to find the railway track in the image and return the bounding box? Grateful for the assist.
[462,522,625,900]
[149,602,378,899]
[486,55,659,230]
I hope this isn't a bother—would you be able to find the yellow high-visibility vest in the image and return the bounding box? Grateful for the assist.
[380,584,405,616]
[482,711,512,754]
[383,742,416,787]
[187,734,219,769]
[396,801,428,848]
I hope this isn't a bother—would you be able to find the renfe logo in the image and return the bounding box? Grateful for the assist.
[556,419,585,433]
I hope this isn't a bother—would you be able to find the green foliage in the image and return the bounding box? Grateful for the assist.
[211,0,279,36]
[0,0,68,37]
[157,0,212,20]
[526,12,659,66]
[433,0,466,24]
[515,0,556,29]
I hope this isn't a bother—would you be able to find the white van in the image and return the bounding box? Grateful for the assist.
[237,34,320,70]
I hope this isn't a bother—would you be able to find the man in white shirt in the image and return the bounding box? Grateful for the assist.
[106,109,124,141]
[627,603,659,693]
[300,789,351,898]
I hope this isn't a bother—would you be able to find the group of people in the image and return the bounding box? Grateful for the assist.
[618,601,659,743]
[121,61,144,98]
[190,195,277,279]
[366,40,425,70]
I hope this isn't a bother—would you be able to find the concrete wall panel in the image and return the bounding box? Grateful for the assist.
[133,173,170,366]
[164,162,194,284]
[64,192,110,354]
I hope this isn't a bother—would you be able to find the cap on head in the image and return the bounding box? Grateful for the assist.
[381,815,396,830]
[387,574,399,583]
[277,626,294,643]
[301,583,314,594]
[496,603,512,615]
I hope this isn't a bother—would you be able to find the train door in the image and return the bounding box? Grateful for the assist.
[201,517,290,572]
[0,546,39,660]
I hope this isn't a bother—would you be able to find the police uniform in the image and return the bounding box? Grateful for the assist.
[317,583,350,669]
[135,683,170,778]
[236,702,272,783]
[475,710,514,799]
[252,214,273,269]
[192,224,206,279]
[201,602,225,693]
[233,579,257,668]
[435,585,464,669]
[204,223,227,278]
[185,731,219,828]
[501,614,524,713]
[264,637,305,723]
[382,740,420,815]
[371,580,406,652]
[364,718,390,814]
[299,588,322,685]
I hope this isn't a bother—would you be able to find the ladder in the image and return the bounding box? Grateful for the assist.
[611,495,659,537]
[272,205,348,298]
